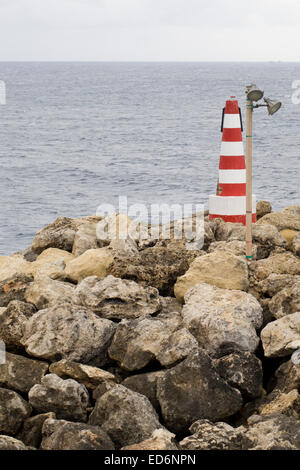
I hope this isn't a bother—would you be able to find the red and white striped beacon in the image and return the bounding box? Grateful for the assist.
[209,96,256,225]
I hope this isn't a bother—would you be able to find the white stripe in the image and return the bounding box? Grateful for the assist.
[218,169,246,184]
[209,195,256,216]
[221,141,244,156]
[223,114,241,129]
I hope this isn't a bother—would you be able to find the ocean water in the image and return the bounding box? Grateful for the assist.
[0,62,299,255]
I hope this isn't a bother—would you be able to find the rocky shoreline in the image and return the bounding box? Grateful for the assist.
[0,201,299,450]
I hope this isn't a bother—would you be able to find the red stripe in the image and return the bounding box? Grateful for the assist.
[219,156,246,170]
[219,183,246,196]
[224,100,239,114]
[209,214,256,225]
[222,128,242,142]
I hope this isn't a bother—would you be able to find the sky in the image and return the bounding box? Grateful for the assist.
[0,0,299,61]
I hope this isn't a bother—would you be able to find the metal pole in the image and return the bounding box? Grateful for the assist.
[245,86,253,260]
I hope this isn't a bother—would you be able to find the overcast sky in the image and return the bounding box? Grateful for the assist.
[0,0,299,61]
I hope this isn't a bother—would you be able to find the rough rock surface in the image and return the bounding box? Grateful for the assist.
[257,273,300,297]
[41,418,115,450]
[269,280,300,318]
[251,252,300,280]
[121,429,178,451]
[122,371,165,411]
[256,200,272,219]
[29,374,90,422]
[0,255,30,283]
[73,275,161,320]
[72,221,99,257]
[280,229,298,250]
[0,274,33,307]
[0,387,32,435]
[32,217,77,254]
[17,412,56,448]
[65,248,113,283]
[0,436,29,450]
[182,283,263,354]
[25,275,75,310]
[275,360,300,393]
[245,414,300,450]
[157,350,243,433]
[208,240,258,259]
[174,251,249,302]
[89,385,163,448]
[21,303,116,366]
[0,300,35,351]
[292,231,300,256]
[0,353,48,393]
[257,211,300,231]
[28,248,74,278]
[261,312,300,357]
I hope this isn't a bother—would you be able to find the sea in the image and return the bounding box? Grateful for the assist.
[0,62,299,254]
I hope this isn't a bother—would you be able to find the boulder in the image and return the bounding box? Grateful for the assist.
[0,353,48,393]
[208,240,258,259]
[261,312,300,357]
[108,312,182,371]
[28,248,74,278]
[21,303,116,366]
[174,251,248,303]
[179,419,247,450]
[65,248,113,283]
[122,371,165,411]
[258,389,300,419]
[109,237,139,255]
[269,280,300,318]
[156,328,198,367]
[0,387,32,435]
[121,429,178,451]
[72,221,99,257]
[251,252,300,281]
[73,275,161,320]
[292,232,300,256]
[49,359,116,390]
[17,412,55,448]
[0,436,29,450]
[275,360,300,393]
[89,384,163,448]
[41,418,115,450]
[258,273,300,297]
[0,301,35,351]
[32,217,77,254]
[282,205,300,217]
[29,374,90,422]
[257,212,300,232]
[157,350,243,433]
[280,229,298,250]
[256,200,272,219]
[182,283,263,355]
[245,414,300,450]
[25,276,75,310]
[0,255,30,283]
[0,274,33,308]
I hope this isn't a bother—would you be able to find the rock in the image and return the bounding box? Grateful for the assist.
[49,359,116,390]
[182,283,263,355]
[257,212,300,231]
[108,242,197,296]
[282,205,300,217]
[157,350,243,433]
[156,328,198,367]
[0,274,33,307]
[251,252,300,281]
[0,255,30,283]
[208,240,258,259]
[89,384,163,448]
[0,387,32,435]
[280,229,298,250]
[32,217,77,254]
[214,352,263,399]
[73,275,161,320]
[275,360,300,393]
[72,221,99,257]
[25,276,75,310]
[209,219,245,242]
[92,382,117,401]
[256,200,272,219]
[258,273,300,297]
[29,374,90,422]
[159,296,182,314]
[292,232,300,256]
[21,303,116,366]
[0,301,35,351]
[245,414,300,450]
[269,280,300,318]
[0,436,29,450]
[122,371,165,411]
[17,412,55,448]
[96,213,132,242]
[178,419,247,450]
[65,248,113,283]
[252,224,288,253]
[0,353,48,393]
[121,429,178,451]
[109,237,139,255]
[41,418,115,450]
[261,312,300,357]
[258,389,300,419]
[108,312,182,371]
[174,251,248,303]
[28,248,74,278]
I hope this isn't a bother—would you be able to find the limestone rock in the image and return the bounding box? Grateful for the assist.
[28,248,74,278]
[269,280,300,318]
[257,212,300,231]
[0,436,29,450]
[72,221,99,257]
[49,359,116,390]
[89,384,163,448]
[73,275,161,320]
[208,240,258,259]
[251,252,300,281]
[174,251,248,303]
[245,414,300,450]
[156,328,198,367]
[256,200,272,219]
[0,387,32,435]
[0,274,33,308]
[41,418,115,450]
[179,419,247,450]
[65,248,113,283]
[109,237,139,255]
[258,389,300,419]
[292,232,300,256]
[282,205,300,217]
[25,276,75,310]
[21,303,116,366]
[17,412,56,448]
[122,371,165,411]
[121,429,178,451]
[280,229,298,250]
[29,374,90,422]
[258,273,300,297]
[32,217,77,254]
[157,350,243,433]
[182,283,263,355]
[261,312,300,357]
[275,360,300,393]
[0,353,48,393]
[0,301,35,351]
[0,255,30,283]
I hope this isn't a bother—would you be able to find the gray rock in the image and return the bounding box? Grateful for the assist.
[245,414,300,450]
[89,384,163,448]
[0,274,33,308]
[0,352,48,393]
[157,350,243,433]
[32,217,77,254]
[41,418,115,450]
[25,276,75,310]
[261,312,300,357]
[122,371,165,411]
[0,387,32,435]
[257,273,300,297]
[0,435,30,450]
[275,360,300,393]
[21,302,116,366]
[269,280,300,318]
[156,328,198,367]
[0,301,35,351]
[17,412,56,448]
[29,374,90,422]
[73,275,161,320]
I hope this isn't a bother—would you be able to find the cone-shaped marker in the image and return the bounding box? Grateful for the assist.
[209,96,256,225]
